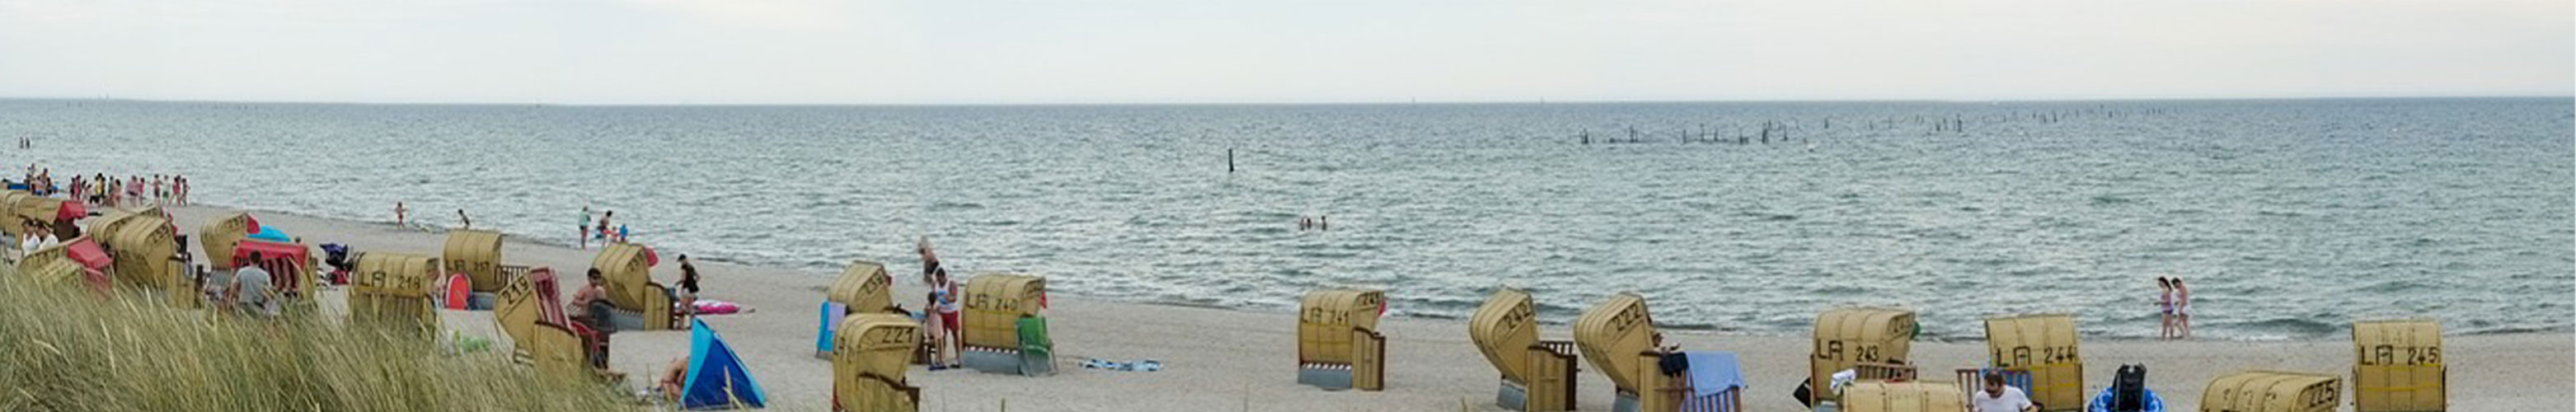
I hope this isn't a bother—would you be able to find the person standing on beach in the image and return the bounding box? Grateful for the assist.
[578,207,592,250]
[457,208,472,230]
[930,268,963,369]
[395,202,409,228]
[596,211,613,243]
[677,255,701,317]
[916,236,941,284]
[2173,278,2192,339]
[2157,278,2175,339]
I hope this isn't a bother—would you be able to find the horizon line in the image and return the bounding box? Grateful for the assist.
[1,94,2567,108]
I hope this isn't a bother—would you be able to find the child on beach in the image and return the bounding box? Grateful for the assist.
[395,202,409,227]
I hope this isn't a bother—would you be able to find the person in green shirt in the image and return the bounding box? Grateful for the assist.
[578,206,593,250]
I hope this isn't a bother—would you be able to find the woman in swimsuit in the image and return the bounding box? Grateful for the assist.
[2156,277,2174,339]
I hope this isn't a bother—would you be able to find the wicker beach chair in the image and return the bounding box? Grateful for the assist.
[1470,288,1580,411]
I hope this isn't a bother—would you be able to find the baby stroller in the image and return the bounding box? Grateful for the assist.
[321,243,354,285]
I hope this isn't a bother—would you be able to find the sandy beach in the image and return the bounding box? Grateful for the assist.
[154,204,2570,412]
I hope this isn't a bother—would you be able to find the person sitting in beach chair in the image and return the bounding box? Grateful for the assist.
[1574,293,1742,412]
[1973,372,2039,412]
[569,268,616,336]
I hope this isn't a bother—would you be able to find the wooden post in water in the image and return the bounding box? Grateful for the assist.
[1227,148,1235,173]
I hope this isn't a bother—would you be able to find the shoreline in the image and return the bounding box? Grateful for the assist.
[170,199,2569,343]
[141,203,2571,411]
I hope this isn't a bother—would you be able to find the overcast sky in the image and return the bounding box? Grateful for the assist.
[0,0,2567,105]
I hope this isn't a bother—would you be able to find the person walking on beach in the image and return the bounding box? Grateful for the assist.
[394,202,409,228]
[2157,278,2175,339]
[677,255,701,317]
[2172,278,2193,339]
[457,208,472,230]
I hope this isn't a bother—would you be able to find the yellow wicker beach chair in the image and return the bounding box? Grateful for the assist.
[959,273,1052,376]
[443,229,508,293]
[828,260,899,314]
[834,313,922,412]
[1984,314,2082,410]
[1296,288,1387,391]
[1574,293,1706,412]
[102,214,194,307]
[1812,307,1917,394]
[199,212,254,272]
[594,242,675,330]
[2201,370,2340,412]
[2353,319,2444,412]
[1842,381,1966,412]
[1470,288,1579,411]
[350,252,443,337]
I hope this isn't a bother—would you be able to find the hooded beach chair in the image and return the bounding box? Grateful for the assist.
[2352,319,2444,412]
[1809,307,1919,410]
[1296,288,1387,391]
[678,318,768,410]
[443,229,512,310]
[349,252,443,337]
[199,212,256,272]
[1471,288,1580,411]
[833,313,922,412]
[819,261,899,358]
[958,273,1053,376]
[20,237,111,293]
[1840,381,1966,412]
[100,213,193,307]
[2201,370,2340,412]
[1574,293,1737,412]
[594,242,677,330]
[1979,314,2082,410]
[233,239,321,312]
[495,267,616,381]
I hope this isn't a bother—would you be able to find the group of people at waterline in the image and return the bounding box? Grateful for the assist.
[21,164,188,208]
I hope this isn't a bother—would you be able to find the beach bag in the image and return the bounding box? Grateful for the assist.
[2113,364,2147,411]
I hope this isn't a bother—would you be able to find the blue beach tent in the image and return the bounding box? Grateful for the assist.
[681,318,769,410]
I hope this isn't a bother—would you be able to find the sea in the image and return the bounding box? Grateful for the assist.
[3,97,2568,340]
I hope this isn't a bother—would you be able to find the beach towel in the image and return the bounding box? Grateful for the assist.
[1685,351,1745,397]
[1081,358,1162,372]
[680,318,768,410]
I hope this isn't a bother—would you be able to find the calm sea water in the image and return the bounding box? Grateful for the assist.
[4,98,2568,340]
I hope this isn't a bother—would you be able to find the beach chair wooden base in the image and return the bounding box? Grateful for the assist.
[1499,340,1581,411]
[960,347,1051,377]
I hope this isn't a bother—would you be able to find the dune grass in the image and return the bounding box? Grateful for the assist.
[0,277,639,412]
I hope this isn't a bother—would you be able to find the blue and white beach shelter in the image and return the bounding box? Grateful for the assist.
[682,318,770,410]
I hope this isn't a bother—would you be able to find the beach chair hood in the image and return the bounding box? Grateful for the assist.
[682,318,769,410]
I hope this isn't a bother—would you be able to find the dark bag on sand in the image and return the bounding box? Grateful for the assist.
[2111,363,2147,411]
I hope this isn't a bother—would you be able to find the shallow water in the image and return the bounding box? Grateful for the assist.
[5,97,2568,339]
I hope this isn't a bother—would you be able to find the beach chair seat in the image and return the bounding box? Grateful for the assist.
[1296,288,1386,391]
[1471,288,1579,411]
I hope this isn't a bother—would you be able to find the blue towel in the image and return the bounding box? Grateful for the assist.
[1685,351,1743,397]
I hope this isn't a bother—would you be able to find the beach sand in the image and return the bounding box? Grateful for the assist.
[158,205,2569,411]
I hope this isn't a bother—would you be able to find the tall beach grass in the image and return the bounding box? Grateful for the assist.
[0,277,637,411]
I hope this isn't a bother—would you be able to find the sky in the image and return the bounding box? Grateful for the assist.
[0,0,2568,105]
